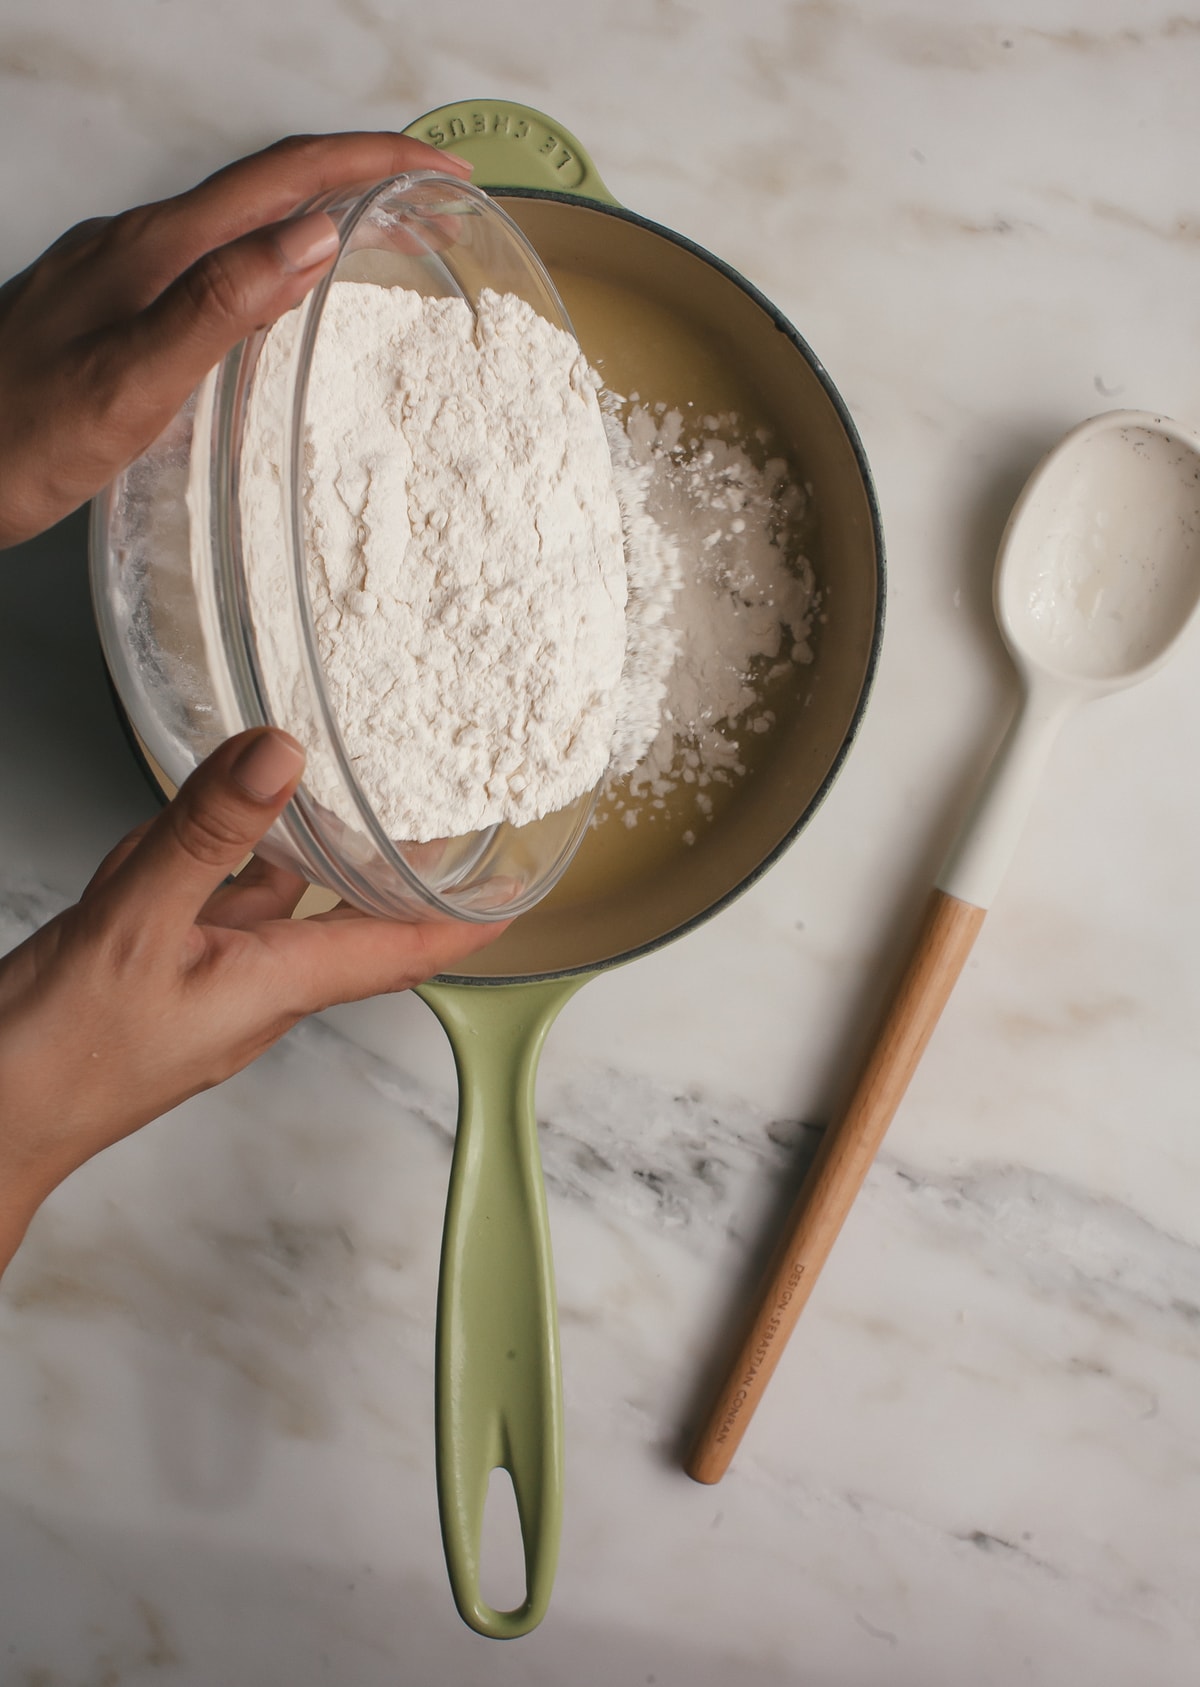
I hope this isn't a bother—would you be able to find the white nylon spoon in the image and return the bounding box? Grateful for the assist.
[688,409,1200,1484]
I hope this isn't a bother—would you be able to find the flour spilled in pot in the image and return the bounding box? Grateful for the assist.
[238,281,816,845]
[598,396,818,841]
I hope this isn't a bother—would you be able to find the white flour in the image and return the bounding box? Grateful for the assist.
[241,282,628,842]
[603,412,683,775]
[600,400,817,827]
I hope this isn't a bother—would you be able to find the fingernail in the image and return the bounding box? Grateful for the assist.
[275,210,340,273]
[442,151,474,174]
[232,730,306,800]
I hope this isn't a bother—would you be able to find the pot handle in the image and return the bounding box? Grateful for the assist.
[402,101,620,206]
[417,974,588,1639]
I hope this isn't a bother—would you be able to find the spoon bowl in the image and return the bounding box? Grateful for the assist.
[996,411,1200,692]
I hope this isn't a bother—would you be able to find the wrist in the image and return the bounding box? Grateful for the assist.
[0,1177,43,1277]
[0,1124,64,1276]
[0,1091,108,1278]
[0,1049,103,1251]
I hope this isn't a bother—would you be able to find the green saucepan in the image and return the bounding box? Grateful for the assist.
[398,103,885,1638]
[105,102,884,1640]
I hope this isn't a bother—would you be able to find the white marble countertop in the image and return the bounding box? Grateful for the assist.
[3,1,1200,1681]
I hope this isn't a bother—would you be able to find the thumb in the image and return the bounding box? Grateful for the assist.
[109,210,339,429]
[104,730,307,930]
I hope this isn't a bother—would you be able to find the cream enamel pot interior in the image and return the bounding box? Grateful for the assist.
[104,102,885,1639]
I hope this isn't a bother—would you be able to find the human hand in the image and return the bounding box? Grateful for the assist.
[0,729,504,1270]
[0,131,470,549]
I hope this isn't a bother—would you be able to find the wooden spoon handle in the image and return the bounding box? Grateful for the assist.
[685,888,986,1485]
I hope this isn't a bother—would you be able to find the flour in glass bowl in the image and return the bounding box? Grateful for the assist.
[240,281,631,843]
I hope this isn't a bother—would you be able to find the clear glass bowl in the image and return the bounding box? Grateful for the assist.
[89,174,598,921]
